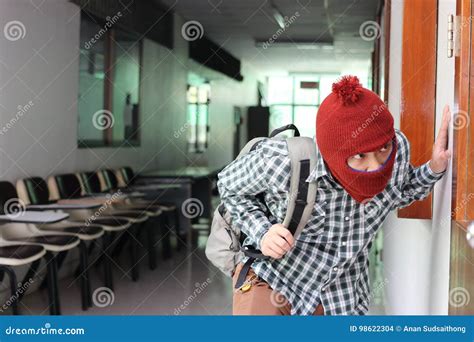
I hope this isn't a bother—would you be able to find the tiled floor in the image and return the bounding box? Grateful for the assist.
[10,232,385,316]
[16,235,232,316]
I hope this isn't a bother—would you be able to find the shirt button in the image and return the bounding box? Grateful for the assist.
[344,216,349,221]
[321,287,326,292]
[342,241,347,246]
[333,266,338,272]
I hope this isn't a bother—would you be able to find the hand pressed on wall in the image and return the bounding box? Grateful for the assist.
[429,105,452,174]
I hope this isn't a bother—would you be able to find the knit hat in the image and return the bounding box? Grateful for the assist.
[315,75,397,203]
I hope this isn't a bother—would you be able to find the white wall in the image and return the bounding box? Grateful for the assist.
[0,0,259,301]
[0,0,259,183]
[383,0,452,315]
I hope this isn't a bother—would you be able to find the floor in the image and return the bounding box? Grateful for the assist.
[3,209,385,315]
[14,234,232,316]
[10,238,385,315]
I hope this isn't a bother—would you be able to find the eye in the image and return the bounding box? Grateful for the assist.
[353,153,365,160]
[380,142,391,152]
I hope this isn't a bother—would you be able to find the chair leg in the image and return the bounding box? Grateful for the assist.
[40,250,67,290]
[0,265,19,315]
[161,214,172,260]
[129,224,139,282]
[147,218,157,270]
[103,232,114,291]
[78,241,89,311]
[44,252,60,315]
[16,259,40,303]
[172,208,183,251]
[84,243,93,308]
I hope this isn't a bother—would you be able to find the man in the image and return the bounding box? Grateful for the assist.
[217,75,450,315]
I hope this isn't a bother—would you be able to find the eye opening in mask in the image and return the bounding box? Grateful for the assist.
[346,137,396,173]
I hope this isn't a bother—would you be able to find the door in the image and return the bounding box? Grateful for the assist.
[447,0,474,315]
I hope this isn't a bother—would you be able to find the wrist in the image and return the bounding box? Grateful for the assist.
[428,160,445,174]
[259,231,268,250]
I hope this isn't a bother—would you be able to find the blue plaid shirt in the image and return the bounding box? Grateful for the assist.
[217,129,445,315]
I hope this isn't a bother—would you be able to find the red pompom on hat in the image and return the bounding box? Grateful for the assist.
[332,75,363,105]
[315,75,397,203]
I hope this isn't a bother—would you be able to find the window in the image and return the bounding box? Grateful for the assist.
[186,73,210,153]
[267,74,341,138]
[77,14,142,147]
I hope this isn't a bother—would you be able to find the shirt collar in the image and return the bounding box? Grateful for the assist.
[306,148,333,183]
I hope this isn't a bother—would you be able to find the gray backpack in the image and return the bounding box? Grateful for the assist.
[205,125,319,286]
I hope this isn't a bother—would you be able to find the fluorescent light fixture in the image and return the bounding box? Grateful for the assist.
[255,40,334,50]
[271,3,285,29]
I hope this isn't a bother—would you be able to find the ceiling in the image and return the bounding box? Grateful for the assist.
[159,0,381,77]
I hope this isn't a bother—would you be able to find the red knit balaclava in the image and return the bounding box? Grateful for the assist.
[315,75,397,203]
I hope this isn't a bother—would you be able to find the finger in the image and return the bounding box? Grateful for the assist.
[435,118,449,151]
[269,239,286,255]
[274,237,292,252]
[275,225,295,246]
[267,244,284,259]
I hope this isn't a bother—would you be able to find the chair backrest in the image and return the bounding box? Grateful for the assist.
[54,173,83,199]
[100,169,119,191]
[0,181,21,214]
[121,167,135,185]
[77,172,102,194]
[115,168,128,187]
[17,177,50,205]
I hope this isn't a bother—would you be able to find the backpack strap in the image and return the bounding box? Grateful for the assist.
[235,136,318,290]
[282,136,318,240]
